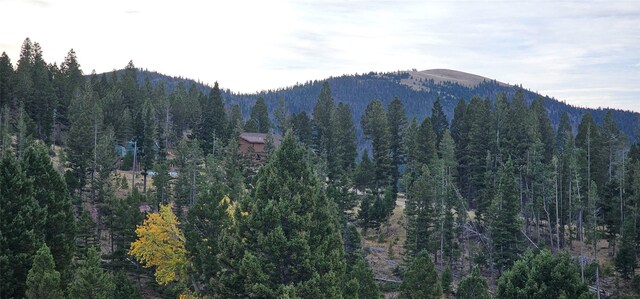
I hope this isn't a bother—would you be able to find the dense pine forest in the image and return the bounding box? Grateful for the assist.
[1,38,640,298]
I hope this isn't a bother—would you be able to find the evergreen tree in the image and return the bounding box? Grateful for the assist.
[14,39,34,134]
[0,152,42,299]
[615,217,637,279]
[496,249,592,299]
[333,103,357,179]
[361,100,392,199]
[387,97,407,193]
[291,111,312,146]
[451,98,470,197]
[67,82,97,194]
[431,97,448,148]
[140,97,157,171]
[0,105,9,155]
[246,96,270,133]
[22,143,76,274]
[556,112,572,153]
[404,165,436,258]
[184,194,229,294]
[346,254,381,299]
[274,97,291,135]
[57,49,84,138]
[0,52,14,109]
[354,150,375,193]
[441,266,452,295]
[575,112,606,194]
[489,159,523,273]
[501,90,530,166]
[198,82,227,155]
[415,117,437,166]
[530,98,555,163]
[216,132,347,298]
[113,271,142,299]
[312,81,334,153]
[29,42,57,142]
[105,190,143,266]
[227,104,243,137]
[25,244,63,299]
[463,97,492,203]
[457,266,490,299]
[68,247,116,299]
[403,118,420,172]
[400,250,442,299]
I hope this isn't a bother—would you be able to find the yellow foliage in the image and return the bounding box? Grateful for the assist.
[179,292,200,299]
[129,203,188,285]
[219,195,248,224]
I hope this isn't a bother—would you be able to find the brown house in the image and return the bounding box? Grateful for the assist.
[239,132,282,162]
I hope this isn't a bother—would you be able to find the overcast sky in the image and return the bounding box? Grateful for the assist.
[1,0,639,112]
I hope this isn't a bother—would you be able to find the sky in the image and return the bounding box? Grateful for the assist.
[1,0,639,112]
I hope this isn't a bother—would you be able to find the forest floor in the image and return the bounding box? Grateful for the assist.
[361,195,406,298]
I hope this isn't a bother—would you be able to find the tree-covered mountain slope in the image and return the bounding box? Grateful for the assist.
[122,68,640,144]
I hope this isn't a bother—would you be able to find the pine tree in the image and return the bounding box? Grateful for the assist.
[415,117,437,166]
[333,103,357,179]
[502,90,530,166]
[403,118,420,171]
[113,271,142,299]
[56,49,84,139]
[450,97,470,198]
[489,159,523,273]
[441,266,452,295]
[0,152,43,299]
[22,143,76,274]
[67,82,97,194]
[400,250,442,299]
[198,82,227,155]
[312,81,334,153]
[457,266,490,299]
[184,194,230,294]
[404,165,436,258]
[291,111,312,146]
[530,98,555,163]
[0,105,9,156]
[29,42,57,142]
[0,52,14,109]
[496,249,592,299]
[140,97,157,171]
[431,97,448,148]
[575,112,606,195]
[387,97,407,193]
[361,100,392,200]
[68,247,116,299]
[273,97,291,135]
[105,190,143,265]
[354,150,375,193]
[615,217,637,279]
[463,97,492,202]
[246,96,270,133]
[346,254,381,299]
[25,244,63,299]
[215,132,347,297]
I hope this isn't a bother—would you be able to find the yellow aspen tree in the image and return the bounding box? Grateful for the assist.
[129,203,188,285]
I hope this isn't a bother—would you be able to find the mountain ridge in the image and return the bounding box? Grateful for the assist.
[105,68,640,145]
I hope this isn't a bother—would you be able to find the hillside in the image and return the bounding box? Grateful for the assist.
[109,68,640,146]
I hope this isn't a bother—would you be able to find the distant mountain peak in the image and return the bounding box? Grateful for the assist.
[401,69,508,90]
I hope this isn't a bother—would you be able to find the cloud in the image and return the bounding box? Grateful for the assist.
[27,0,49,7]
[1,0,639,112]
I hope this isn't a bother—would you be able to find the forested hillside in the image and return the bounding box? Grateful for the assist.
[1,38,639,298]
[129,69,640,149]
